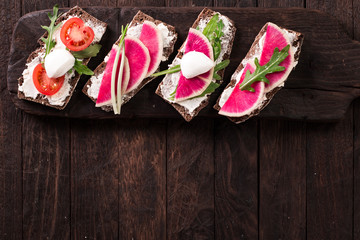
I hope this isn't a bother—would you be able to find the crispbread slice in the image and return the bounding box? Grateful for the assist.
[18,6,107,110]
[155,8,236,122]
[82,10,178,112]
[214,23,304,124]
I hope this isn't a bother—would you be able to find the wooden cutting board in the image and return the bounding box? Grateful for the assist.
[7,7,360,121]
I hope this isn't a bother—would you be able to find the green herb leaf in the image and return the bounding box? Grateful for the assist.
[169,86,177,101]
[202,15,224,61]
[151,64,181,77]
[203,14,219,37]
[239,45,290,92]
[213,72,221,80]
[41,5,60,58]
[71,44,102,59]
[73,59,94,75]
[214,59,230,72]
[191,82,220,99]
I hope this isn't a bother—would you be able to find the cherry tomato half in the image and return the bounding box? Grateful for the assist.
[32,64,65,96]
[60,17,94,51]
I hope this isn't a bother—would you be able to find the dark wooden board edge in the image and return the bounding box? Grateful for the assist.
[7,7,360,121]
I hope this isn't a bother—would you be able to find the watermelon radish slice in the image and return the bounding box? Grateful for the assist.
[96,48,130,107]
[124,36,150,93]
[219,63,265,117]
[260,23,294,92]
[139,21,163,77]
[174,28,214,102]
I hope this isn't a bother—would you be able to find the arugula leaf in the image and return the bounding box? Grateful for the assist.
[73,59,94,75]
[203,14,219,37]
[239,45,290,92]
[41,5,60,58]
[191,82,220,99]
[202,14,224,61]
[151,65,181,77]
[214,59,229,72]
[213,72,221,80]
[71,44,102,59]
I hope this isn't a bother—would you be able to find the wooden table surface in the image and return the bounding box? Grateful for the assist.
[1,0,359,239]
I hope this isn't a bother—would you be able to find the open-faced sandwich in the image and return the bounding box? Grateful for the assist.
[83,11,178,114]
[155,8,236,122]
[18,5,107,109]
[214,22,304,123]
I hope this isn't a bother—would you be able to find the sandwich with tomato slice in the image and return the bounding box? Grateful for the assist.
[18,5,107,109]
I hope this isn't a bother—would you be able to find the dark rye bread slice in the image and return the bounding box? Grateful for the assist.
[18,6,107,110]
[82,11,178,112]
[155,8,236,122]
[214,23,304,123]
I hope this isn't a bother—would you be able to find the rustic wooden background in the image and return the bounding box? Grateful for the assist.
[1,0,359,239]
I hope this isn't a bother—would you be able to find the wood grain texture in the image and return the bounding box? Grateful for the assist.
[165,0,212,7]
[167,119,214,239]
[353,0,360,239]
[8,7,360,121]
[214,119,258,240]
[258,0,304,7]
[22,0,68,13]
[258,2,306,240]
[21,115,70,239]
[214,0,256,7]
[307,0,353,37]
[306,1,355,240]
[71,119,119,239]
[354,99,360,240]
[259,120,306,240]
[19,2,71,239]
[117,120,166,239]
[0,0,22,239]
[306,110,353,239]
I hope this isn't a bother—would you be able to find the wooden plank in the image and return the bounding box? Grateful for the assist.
[8,7,360,121]
[257,2,306,240]
[166,0,212,7]
[22,0,68,12]
[0,0,22,239]
[258,0,304,7]
[259,120,306,239]
[306,1,354,239]
[20,2,71,239]
[214,0,257,7]
[353,1,360,239]
[117,120,166,239]
[354,98,360,239]
[21,115,70,239]
[214,119,258,239]
[307,0,353,37]
[306,110,353,239]
[213,3,258,239]
[167,119,214,239]
[70,119,119,239]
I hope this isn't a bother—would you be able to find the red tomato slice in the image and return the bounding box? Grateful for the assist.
[60,17,94,51]
[32,64,65,96]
